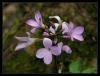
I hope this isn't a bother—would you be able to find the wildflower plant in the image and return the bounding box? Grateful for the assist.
[15,10,84,66]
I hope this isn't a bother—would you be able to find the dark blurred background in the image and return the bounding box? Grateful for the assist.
[2,2,97,74]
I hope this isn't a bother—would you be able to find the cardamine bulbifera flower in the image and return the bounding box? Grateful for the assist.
[15,10,84,65]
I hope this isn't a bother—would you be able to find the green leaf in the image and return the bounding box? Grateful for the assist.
[82,67,97,73]
[69,60,81,73]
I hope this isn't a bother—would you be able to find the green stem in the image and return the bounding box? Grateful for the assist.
[55,56,58,73]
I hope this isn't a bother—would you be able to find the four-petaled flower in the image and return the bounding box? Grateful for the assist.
[62,22,84,41]
[36,38,72,64]
[15,32,37,51]
[36,38,62,64]
[26,11,44,33]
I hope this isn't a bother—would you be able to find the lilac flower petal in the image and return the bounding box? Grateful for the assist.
[43,32,49,37]
[26,19,40,28]
[15,36,28,41]
[43,51,52,64]
[52,42,63,56]
[68,22,74,30]
[51,42,63,56]
[62,22,69,32]
[65,22,74,33]
[62,45,72,54]
[49,26,55,34]
[73,26,84,34]
[36,48,48,59]
[58,42,63,49]
[51,46,61,56]
[15,43,27,51]
[63,35,70,39]
[43,38,52,49]
[72,34,84,41]
[35,10,42,25]
[62,22,71,34]
[31,28,36,33]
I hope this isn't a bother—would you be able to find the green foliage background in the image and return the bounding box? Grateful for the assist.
[2,2,97,74]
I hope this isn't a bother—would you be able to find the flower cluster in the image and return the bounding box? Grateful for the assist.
[15,11,84,65]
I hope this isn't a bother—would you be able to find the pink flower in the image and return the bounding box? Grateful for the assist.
[62,22,84,41]
[15,32,36,51]
[62,45,72,54]
[36,38,63,64]
[26,11,44,33]
[36,38,72,64]
[42,32,49,37]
